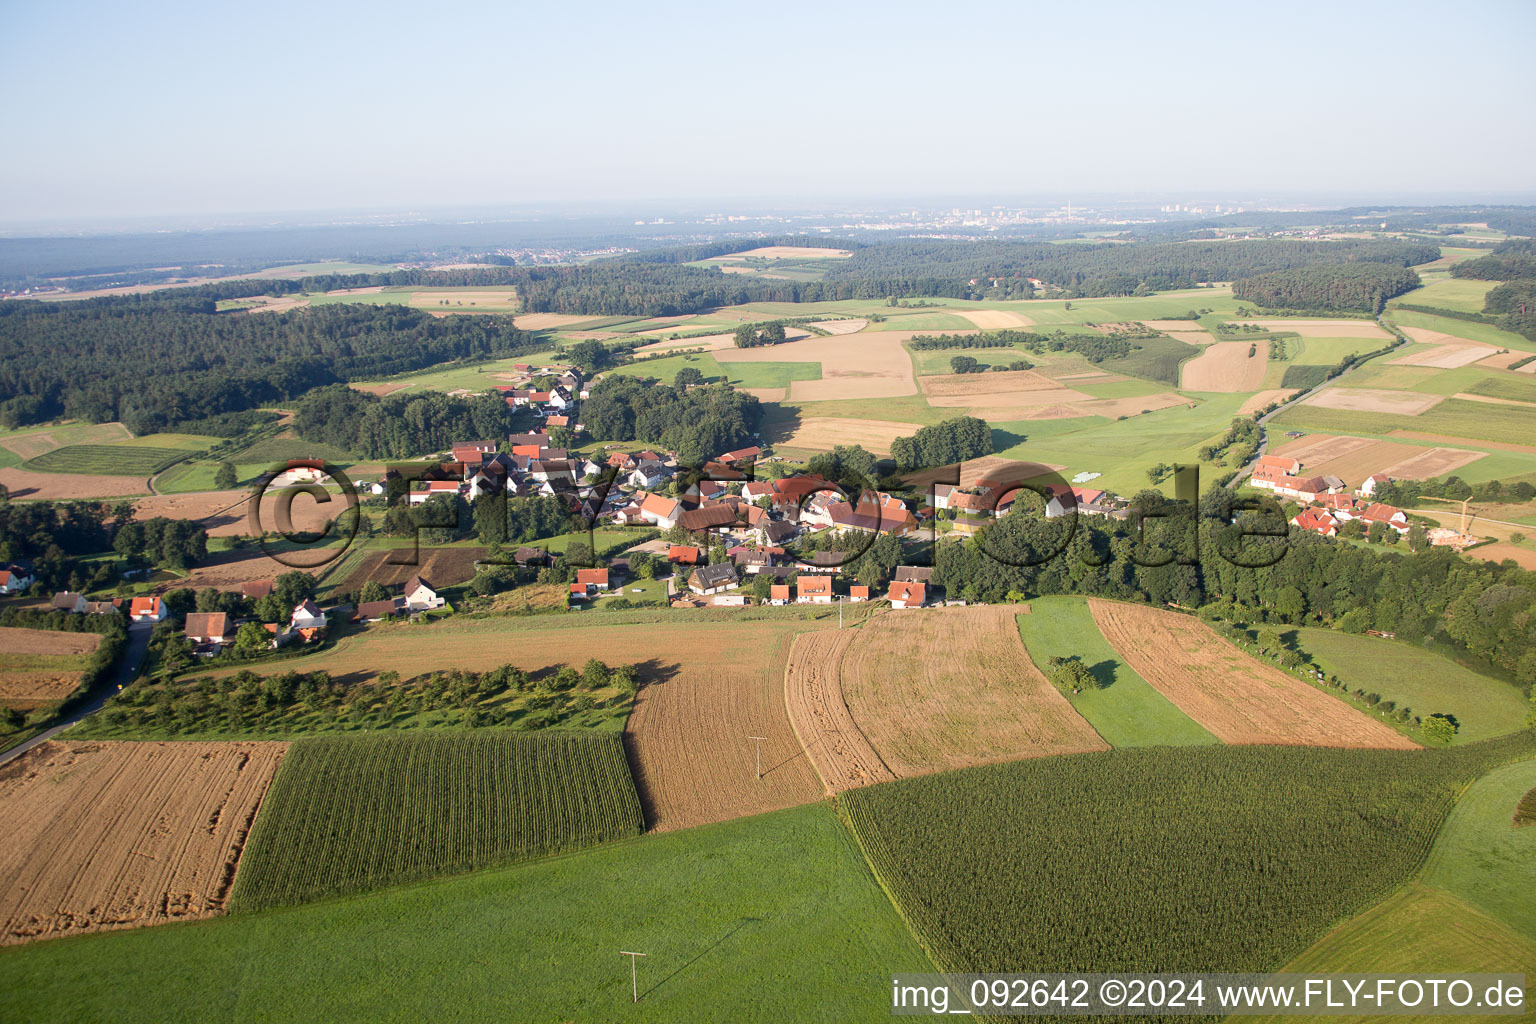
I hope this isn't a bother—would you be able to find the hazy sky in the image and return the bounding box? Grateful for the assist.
[3,0,1533,224]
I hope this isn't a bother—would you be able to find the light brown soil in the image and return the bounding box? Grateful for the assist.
[0,627,101,656]
[1239,388,1299,414]
[0,468,148,501]
[808,319,868,335]
[350,382,413,397]
[945,308,1035,329]
[1087,600,1417,749]
[921,368,1081,397]
[740,387,788,402]
[633,332,739,353]
[1303,388,1445,415]
[131,488,341,538]
[338,547,485,591]
[718,330,948,401]
[1391,339,1500,369]
[1474,351,1530,369]
[1163,330,1218,346]
[0,741,288,945]
[1180,340,1268,392]
[840,607,1107,777]
[775,417,925,455]
[782,629,894,793]
[1268,433,1484,483]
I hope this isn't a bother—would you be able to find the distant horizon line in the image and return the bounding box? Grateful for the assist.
[5,191,1536,239]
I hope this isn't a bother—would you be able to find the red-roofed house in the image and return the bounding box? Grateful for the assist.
[1361,502,1410,534]
[667,545,702,566]
[576,568,610,592]
[887,581,926,609]
[768,584,790,605]
[849,585,869,602]
[129,595,167,622]
[1290,508,1339,537]
[1255,454,1301,476]
[796,576,833,604]
[638,492,682,530]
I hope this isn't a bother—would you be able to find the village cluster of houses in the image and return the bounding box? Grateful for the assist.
[45,575,448,658]
[1251,454,1470,548]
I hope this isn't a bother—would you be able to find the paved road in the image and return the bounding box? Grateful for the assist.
[0,620,153,767]
[1226,319,1402,490]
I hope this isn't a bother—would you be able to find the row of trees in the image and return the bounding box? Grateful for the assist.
[0,299,542,432]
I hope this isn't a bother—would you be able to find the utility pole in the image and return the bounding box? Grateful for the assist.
[748,735,766,779]
[620,951,647,1003]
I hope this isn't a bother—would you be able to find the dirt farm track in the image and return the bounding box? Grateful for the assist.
[0,741,288,945]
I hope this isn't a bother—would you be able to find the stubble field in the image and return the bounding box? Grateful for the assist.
[0,741,287,945]
[840,607,1107,776]
[1087,600,1417,749]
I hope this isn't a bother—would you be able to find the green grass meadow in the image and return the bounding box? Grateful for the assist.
[1289,628,1529,744]
[1016,598,1216,747]
[0,803,931,1024]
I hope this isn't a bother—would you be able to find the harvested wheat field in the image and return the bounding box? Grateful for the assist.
[809,318,868,335]
[0,628,102,708]
[1267,433,1484,483]
[921,368,1080,398]
[740,386,788,402]
[0,423,131,462]
[131,488,339,538]
[1303,388,1445,415]
[1391,341,1500,369]
[350,382,413,397]
[841,607,1107,777]
[1180,340,1268,391]
[0,741,288,945]
[1087,600,1416,749]
[719,330,947,401]
[1454,392,1536,409]
[903,454,1065,492]
[1474,350,1530,369]
[945,308,1035,329]
[634,331,739,353]
[1238,319,1391,339]
[782,629,894,793]
[0,467,147,501]
[1239,388,1299,414]
[776,417,925,456]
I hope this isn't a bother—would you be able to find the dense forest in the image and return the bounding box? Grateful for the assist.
[937,488,1536,689]
[909,328,1135,362]
[293,386,520,460]
[0,499,207,591]
[1232,263,1421,313]
[1450,240,1536,281]
[578,375,761,466]
[0,299,540,432]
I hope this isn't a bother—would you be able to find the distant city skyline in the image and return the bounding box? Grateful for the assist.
[3,0,1533,225]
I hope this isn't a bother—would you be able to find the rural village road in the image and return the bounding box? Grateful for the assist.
[0,620,153,767]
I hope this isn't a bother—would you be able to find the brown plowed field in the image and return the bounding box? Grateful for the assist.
[1239,388,1299,414]
[0,468,147,501]
[945,308,1035,329]
[131,488,340,538]
[718,330,948,401]
[841,607,1106,777]
[0,741,288,945]
[338,546,486,592]
[1268,433,1485,482]
[1087,600,1416,749]
[783,629,893,793]
[0,628,102,708]
[776,417,926,455]
[1180,340,1268,392]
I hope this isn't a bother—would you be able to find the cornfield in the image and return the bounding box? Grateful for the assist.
[230,730,643,910]
[843,738,1534,983]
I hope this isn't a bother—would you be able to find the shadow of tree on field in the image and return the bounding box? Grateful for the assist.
[1088,659,1118,690]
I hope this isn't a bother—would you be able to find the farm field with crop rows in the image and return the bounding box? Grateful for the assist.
[230,731,643,909]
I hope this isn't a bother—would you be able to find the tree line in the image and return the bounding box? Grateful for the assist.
[890,416,993,471]
[0,299,541,432]
[293,385,521,460]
